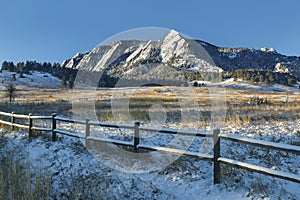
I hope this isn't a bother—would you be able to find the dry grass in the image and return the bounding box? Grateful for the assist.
[0,150,51,200]
[0,136,106,199]
[1,86,299,126]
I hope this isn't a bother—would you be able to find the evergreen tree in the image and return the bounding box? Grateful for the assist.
[68,78,75,88]
[61,76,67,87]
[53,62,61,69]
[1,61,9,71]
[16,62,25,78]
[287,77,295,85]
[268,73,274,85]
[259,74,264,83]
[250,76,256,84]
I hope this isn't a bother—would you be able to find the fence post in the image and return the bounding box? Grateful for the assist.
[85,119,91,138]
[133,121,140,151]
[213,128,221,184]
[28,113,33,137]
[52,113,57,141]
[11,112,15,131]
[85,119,90,148]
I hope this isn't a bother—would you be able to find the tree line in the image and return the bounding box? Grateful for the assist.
[1,60,77,88]
[1,61,298,88]
[222,69,298,86]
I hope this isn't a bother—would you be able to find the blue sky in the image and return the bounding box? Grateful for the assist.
[0,0,299,64]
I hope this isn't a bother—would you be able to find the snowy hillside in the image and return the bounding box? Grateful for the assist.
[0,71,61,89]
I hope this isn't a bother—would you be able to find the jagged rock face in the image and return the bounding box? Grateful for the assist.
[62,30,300,83]
[160,30,222,73]
[61,52,89,69]
[63,40,143,71]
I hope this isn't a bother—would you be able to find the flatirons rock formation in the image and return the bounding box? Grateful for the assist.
[62,30,300,86]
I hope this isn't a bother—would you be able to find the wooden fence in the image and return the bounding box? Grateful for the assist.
[0,111,299,184]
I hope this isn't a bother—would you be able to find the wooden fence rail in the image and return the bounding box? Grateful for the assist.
[0,111,299,184]
[216,133,300,184]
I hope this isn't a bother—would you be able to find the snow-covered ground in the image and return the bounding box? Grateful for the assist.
[190,78,300,94]
[1,70,299,95]
[0,71,61,89]
[1,119,299,199]
[0,70,299,199]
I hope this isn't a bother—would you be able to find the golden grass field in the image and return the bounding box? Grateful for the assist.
[1,85,299,128]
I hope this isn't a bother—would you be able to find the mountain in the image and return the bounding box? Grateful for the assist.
[61,30,300,86]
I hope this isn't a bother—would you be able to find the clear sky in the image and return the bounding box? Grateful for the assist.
[0,0,300,64]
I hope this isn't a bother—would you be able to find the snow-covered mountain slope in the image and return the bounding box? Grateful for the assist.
[65,40,143,72]
[160,30,221,73]
[61,30,300,87]
[62,30,223,75]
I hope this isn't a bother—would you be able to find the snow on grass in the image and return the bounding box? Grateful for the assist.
[0,71,61,89]
[190,78,300,94]
[0,131,248,199]
[0,119,299,199]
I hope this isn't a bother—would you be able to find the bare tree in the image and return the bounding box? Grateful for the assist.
[4,82,16,102]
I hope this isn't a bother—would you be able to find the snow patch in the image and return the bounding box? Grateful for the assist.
[228,52,237,59]
[0,71,61,89]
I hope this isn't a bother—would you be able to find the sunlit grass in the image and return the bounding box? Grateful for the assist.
[0,150,51,200]
[0,86,299,127]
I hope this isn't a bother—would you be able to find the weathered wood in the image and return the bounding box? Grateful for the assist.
[11,112,15,131]
[31,127,52,131]
[29,115,52,120]
[28,113,33,137]
[213,129,221,184]
[218,157,300,184]
[0,119,12,126]
[55,117,86,125]
[139,126,213,138]
[52,113,57,141]
[54,129,85,139]
[87,136,133,147]
[0,111,13,117]
[220,134,300,155]
[138,144,214,161]
[11,113,29,119]
[133,121,140,151]
[89,121,134,129]
[12,123,28,129]
[85,119,91,138]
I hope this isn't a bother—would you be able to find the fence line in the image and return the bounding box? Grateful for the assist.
[0,110,299,184]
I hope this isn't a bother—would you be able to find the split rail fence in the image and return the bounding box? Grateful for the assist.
[0,111,299,184]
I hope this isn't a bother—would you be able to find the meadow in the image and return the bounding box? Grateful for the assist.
[1,86,299,128]
[0,85,299,199]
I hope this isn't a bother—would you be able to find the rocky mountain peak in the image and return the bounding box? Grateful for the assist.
[160,30,188,63]
[61,31,300,87]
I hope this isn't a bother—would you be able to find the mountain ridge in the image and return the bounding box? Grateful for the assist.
[61,30,300,86]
